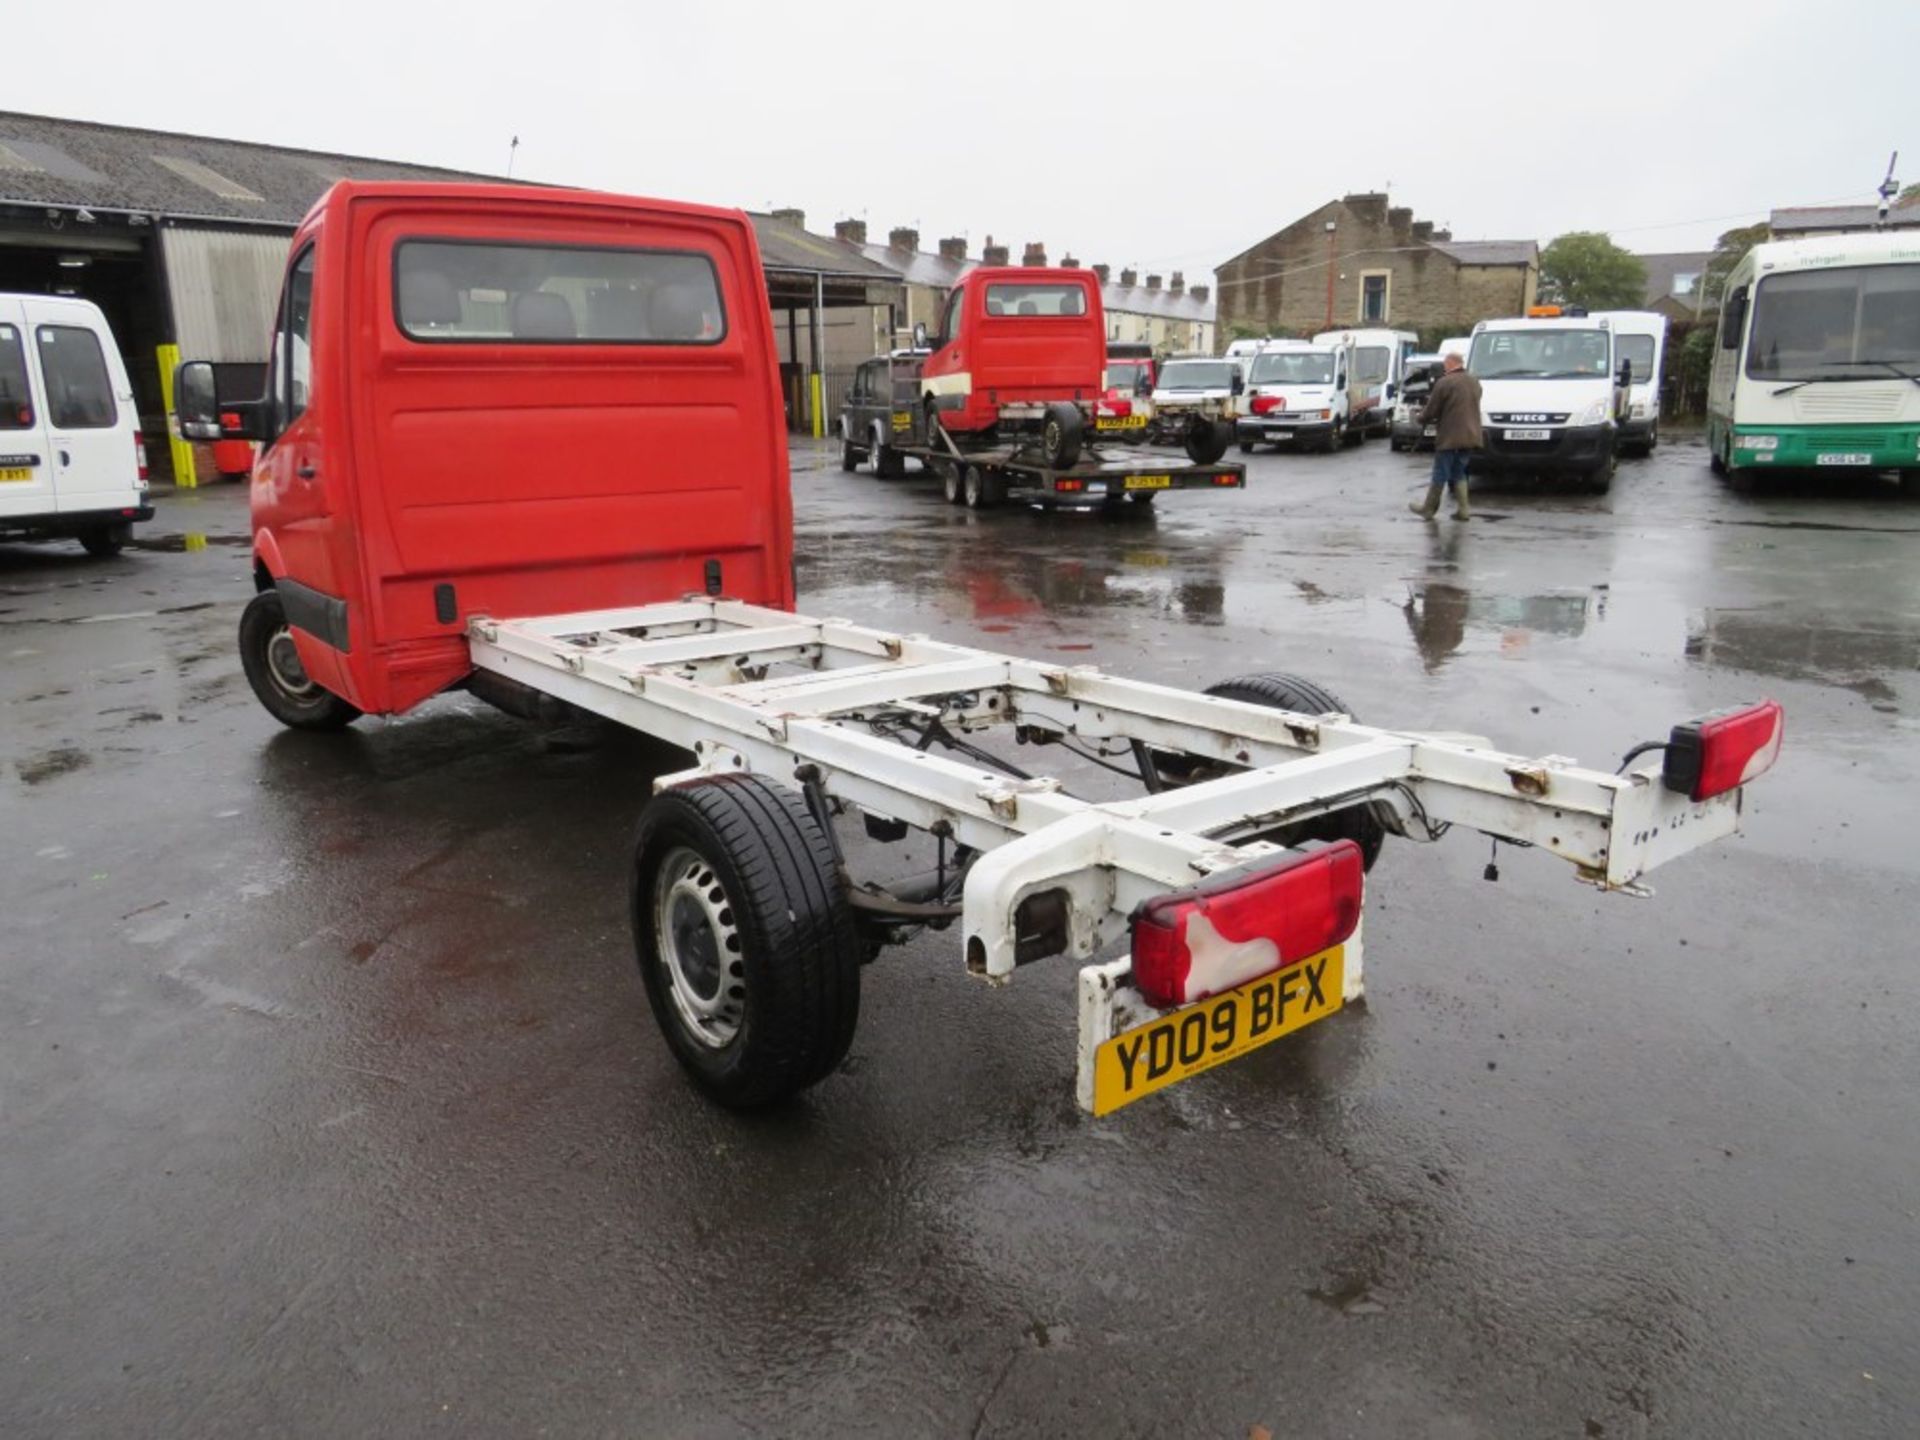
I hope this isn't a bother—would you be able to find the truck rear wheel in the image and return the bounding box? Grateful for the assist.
[79,523,129,558]
[1152,672,1386,870]
[631,775,862,1109]
[1041,403,1083,469]
[238,590,362,731]
[942,462,966,505]
[1184,419,1233,466]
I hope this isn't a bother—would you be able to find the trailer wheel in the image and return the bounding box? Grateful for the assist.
[238,590,362,731]
[631,775,862,1109]
[963,464,1005,509]
[1184,419,1233,466]
[1041,403,1083,468]
[943,462,967,505]
[1154,672,1386,870]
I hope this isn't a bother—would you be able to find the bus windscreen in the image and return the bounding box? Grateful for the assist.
[1746,265,1920,381]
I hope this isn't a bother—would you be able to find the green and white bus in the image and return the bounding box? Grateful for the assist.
[1707,230,1920,485]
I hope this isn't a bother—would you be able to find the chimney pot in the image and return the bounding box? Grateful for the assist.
[1190,284,1210,303]
[1120,267,1138,286]
[1411,220,1434,242]
[1092,263,1111,283]
[1022,241,1048,267]
[771,206,805,228]
[1169,271,1185,293]
[1061,253,1079,269]
[1432,227,1452,242]
[888,226,919,252]
[1146,273,1162,291]
[833,218,867,244]
[982,239,1010,266]
[938,236,968,261]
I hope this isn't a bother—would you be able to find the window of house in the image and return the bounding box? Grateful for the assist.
[1673,272,1698,296]
[1361,272,1389,323]
[35,325,116,429]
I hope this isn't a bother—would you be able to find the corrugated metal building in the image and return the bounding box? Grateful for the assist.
[0,111,901,478]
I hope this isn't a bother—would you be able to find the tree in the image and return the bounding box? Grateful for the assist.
[1900,182,1920,206]
[1538,232,1649,311]
[1703,222,1769,304]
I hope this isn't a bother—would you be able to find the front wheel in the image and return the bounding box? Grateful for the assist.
[1585,454,1616,494]
[840,437,863,471]
[238,589,361,731]
[631,775,862,1109]
[1183,419,1233,466]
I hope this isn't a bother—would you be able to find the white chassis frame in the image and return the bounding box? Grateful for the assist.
[469,599,1747,1112]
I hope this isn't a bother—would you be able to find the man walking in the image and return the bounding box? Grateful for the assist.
[1410,352,1482,521]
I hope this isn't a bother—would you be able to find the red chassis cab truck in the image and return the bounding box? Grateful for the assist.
[913,267,1232,468]
[177,182,792,722]
[173,183,1783,1115]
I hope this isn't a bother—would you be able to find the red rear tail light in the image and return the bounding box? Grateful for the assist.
[1250,395,1285,415]
[1130,841,1363,1010]
[133,431,148,482]
[1662,700,1783,801]
[1056,478,1084,492]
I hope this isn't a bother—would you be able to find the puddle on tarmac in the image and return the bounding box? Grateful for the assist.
[126,532,249,554]
[16,746,91,785]
[1687,608,1916,704]
[1403,584,1607,671]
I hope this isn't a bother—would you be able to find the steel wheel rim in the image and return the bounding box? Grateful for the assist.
[653,845,744,1048]
[965,467,982,505]
[265,625,319,701]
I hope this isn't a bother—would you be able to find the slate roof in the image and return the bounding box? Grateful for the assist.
[845,238,1217,323]
[1430,239,1538,267]
[0,110,900,283]
[1770,202,1920,234]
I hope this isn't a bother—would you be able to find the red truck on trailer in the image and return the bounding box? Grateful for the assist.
[175,182,1782,1115]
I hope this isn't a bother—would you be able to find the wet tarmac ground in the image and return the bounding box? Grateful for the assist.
[4,432,1918,1437]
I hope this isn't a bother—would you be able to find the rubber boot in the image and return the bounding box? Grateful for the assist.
[1408,484,1443,519]
[1452,481,1471,521]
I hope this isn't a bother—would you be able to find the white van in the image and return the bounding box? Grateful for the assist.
[1468,313,1626,491]
[1237,339,1358,452]
[0,294,151,556]
[1314,327,1419,439]
[1438,336,1472,362]
[1593,311,1668,456]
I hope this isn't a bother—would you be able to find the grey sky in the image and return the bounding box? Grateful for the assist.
[12,0,1915,280]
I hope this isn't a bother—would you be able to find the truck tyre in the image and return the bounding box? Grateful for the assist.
[840,437,863,471]
[631,775,862,1109]
[1155,672,1386,871]
[79,523,129,558]
[1586,455,1616,495]
[963,465,1004,509]
[238,589,362,731]
[1041,403,1083,469]
[1323,419,1345,454]
[943,463,967,505]
[1184,419,1233,466]
[871,423,906,479]
[1238,439,1257,455]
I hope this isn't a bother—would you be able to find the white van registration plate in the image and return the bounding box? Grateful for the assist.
[1504,428,1552,442]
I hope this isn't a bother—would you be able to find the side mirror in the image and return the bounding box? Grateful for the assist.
[1135,373,1152,397]
[912,321,929,350]
[1230,373,1245,396]
[174,361,223,440]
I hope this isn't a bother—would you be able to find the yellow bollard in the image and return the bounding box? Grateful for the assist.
[155,343,198,489]
[810,372,825,440]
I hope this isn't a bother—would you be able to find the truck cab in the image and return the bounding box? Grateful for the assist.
[1236,340,1356,452]
[1468,311,1628,491]
[174,181,793,725]
[0,293,152,557]
[913,267,1117,466]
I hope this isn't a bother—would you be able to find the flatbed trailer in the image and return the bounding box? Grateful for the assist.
[906,424,1245,512]
[469,597,1781,1115]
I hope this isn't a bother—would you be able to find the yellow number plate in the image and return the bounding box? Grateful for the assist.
[891,412,912,431]
[1096,415,1148,430]
[1091,947,1344,1115]
[1125,474,1172,490]
[0,467,33,483]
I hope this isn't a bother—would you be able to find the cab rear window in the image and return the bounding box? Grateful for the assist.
[984,283,1087,318]
[36,326,117,429]
[394,240,726,344]
[0,324,32,429]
